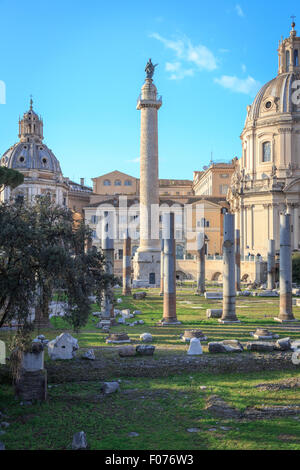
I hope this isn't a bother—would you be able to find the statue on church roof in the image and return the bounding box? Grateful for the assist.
[145,59,158,79]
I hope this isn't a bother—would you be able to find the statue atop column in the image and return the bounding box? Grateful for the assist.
[145,59,158,79]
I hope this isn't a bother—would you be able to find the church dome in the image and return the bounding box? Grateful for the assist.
[246,22,300,123]
[1,141,62,174]
[0,99,62,176]
[248,71,300,120]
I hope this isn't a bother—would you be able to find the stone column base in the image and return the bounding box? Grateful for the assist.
[274,317,299,323]
[15,369,47,402]
[218,319,241,324]
[122,289,132,296]
[158,319,182,326]
[133,250,161,288]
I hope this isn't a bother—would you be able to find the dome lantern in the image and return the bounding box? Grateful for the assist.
[278,21,300,74]
[18,97,44,143]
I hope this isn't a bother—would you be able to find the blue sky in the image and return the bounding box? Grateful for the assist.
[0,0,298,186]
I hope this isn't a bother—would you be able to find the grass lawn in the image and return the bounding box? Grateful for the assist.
[0,286,300,450]
[1,286,299,354]
[0,369,300,450]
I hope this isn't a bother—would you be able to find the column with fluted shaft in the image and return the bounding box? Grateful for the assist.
[275,214,298,323]
[122,232,132,296]
[161,212,181,325]
[133,64,162,288]
[219,214,240,324]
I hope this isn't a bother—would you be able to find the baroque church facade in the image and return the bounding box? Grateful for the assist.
[228,22,300,257]
[0,99,92,211]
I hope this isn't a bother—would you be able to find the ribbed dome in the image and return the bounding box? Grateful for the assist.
[1,99,62,176]
[1,141,62,174]
[248,72,300,121]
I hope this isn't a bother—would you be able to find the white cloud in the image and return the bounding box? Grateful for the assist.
[150,33,185,57]
[235,4,245,17]
[128,157,140,163]
[165,62,194,80]
[214,75,261,96]
[186,41,217,71]
[241,64,247,73]
[150,32,218,78]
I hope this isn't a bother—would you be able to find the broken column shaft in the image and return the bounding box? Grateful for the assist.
[160,239,164,296]
[235,229,241,292]
[220,213,239,323]
[101,212,115,321]
[267,239,276,290]
[161,212,180,325]
[275,214,297,323]
[196,232,205,294]
[122,232,132,296]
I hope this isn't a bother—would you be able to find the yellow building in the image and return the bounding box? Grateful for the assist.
[84,168,230,263]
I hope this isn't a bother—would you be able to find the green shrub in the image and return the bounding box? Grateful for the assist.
[292,253,300,283]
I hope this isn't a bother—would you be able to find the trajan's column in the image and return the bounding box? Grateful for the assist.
[133,59,162,287]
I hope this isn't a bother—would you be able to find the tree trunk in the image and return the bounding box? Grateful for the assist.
[34,286,51,329]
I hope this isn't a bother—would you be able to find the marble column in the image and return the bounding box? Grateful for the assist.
[196,232,205,294]
[220,214,239,324]
[267,239,276,290]
[275,214,297,322]
[101,211,115,321]
[122,232,132,296]
[294,205,299,250]
[161,213,180,325]
[160,239,164,296]
[235,229,241,292]
[133,64,162,287]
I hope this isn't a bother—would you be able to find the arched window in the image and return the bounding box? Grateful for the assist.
[115,180,122,186]
[176,244,184,260]
[103,179,111,186]
[286,50,290,70]
[294,49,299,66]
[124,180,132,186]
[262,141,271,162]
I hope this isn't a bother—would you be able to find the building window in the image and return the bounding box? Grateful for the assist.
[91,215,98,224]
[124,180,132,186]
[115,180,122,186]
[220,184,229,195]
[220,174,229,179]
[176,244,184,259]
[103,179,111,186]
[286,50,290,69]
[262,141,271,162]
[294,49,299,66]
[175,230,182,239]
